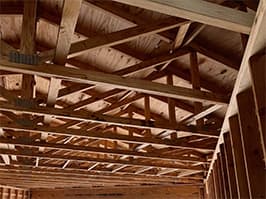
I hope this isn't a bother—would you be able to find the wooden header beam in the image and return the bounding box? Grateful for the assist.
[112,0,255,34]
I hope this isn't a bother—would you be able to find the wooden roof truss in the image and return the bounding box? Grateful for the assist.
[0,0,260,189]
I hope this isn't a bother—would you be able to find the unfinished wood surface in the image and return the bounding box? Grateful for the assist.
[0,0,260,190]
[212,162,220,199]
[0,59,229,104]
[237,89,265,199]
[190,51,204,127]
[249,52,266,161]
[216,155,225,199]
[20,0,37,99]
[229,115,249,199]
[112,0,254,34]
[45,0,82,117]
[223,133,238,199]
[0,121,214,151]
[31,185,201,199]
[0,186,28,199]
[207,0,266,179]
[219,145,230,199]
[0,100,219,138]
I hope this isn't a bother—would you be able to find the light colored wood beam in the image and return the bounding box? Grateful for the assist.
[0,60,229,105]
[173,23,191,48]
[0,121,215,151]
[41,18,188,59]
[45,0,82,119]
[0,100,219,138]
[0,146,204,171]
[112,0,255,34]
[180,104,223,125]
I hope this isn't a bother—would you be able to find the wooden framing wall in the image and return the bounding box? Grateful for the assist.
[206,51,265,199]
[0,186,28,199]
[30,185,203,199]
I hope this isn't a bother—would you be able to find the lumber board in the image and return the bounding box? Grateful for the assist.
[228,115,249,198]
[0,59,229,104]
[237,89,265,198]
[223,133,238,199]
[0,100,219,138]
[112,0,255,34]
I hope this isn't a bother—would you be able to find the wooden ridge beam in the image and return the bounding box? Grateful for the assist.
[0,100,219,138]
[0,59,229,104]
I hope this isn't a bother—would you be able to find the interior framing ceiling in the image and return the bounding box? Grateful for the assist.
[0,0,262,192]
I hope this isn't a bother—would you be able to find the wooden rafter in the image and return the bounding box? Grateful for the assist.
[112,0,255,34]
[40,18,188,60]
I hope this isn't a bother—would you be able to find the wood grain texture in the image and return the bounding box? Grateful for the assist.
[229,115,249,199]
[31,185,201,199]
[112,0,255,34]
[237,89,265,199]
[0,59,229,104]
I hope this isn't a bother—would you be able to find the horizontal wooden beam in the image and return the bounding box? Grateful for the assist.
[0,59,229,104]
[0,137,206,165]
[0,148,204,171]
[0,100,219,138]
[112,0,255,34]
[0,164,203,184]
[0,121,214,151]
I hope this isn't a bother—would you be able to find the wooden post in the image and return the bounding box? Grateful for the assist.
[229,115,249,198]
[237,89,265,198]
